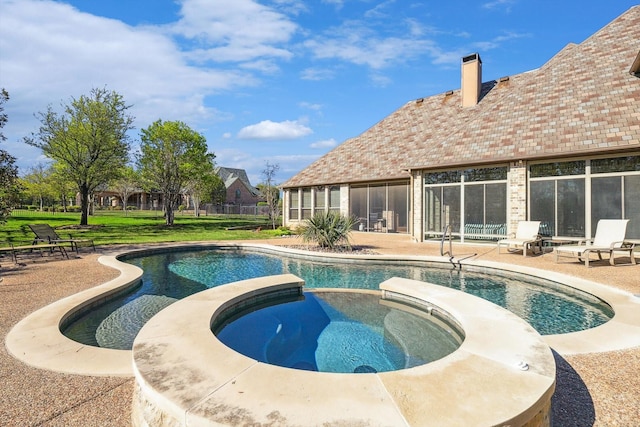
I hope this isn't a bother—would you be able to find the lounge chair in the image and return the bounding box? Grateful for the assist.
[555,219,635,267]
[0,240,69,263]
[497,221,541,257]
[28,224,95,253]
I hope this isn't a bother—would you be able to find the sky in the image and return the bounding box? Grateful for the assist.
[0,0,637,186]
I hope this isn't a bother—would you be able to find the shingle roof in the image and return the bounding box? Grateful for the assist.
[215,166,260,195]
[283,6,640,188]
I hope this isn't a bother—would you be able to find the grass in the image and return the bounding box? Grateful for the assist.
[1,210,289,246]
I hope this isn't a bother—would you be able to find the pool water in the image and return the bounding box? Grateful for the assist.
[214,291,462,373]
[62,248,614,350]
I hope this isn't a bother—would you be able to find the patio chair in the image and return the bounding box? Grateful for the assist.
[1,240,69,263]
[497,221,541,257]
[28,224,95,253]
[555,219,635,267]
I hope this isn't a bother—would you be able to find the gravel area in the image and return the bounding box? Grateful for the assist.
[1,234,638,426]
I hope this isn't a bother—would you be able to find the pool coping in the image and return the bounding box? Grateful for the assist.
[5,242,640,377]
[131,274,556,427]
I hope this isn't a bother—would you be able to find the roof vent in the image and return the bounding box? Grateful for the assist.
[461,53,482,107]
[630,51,640,77]
[499,76,510,82]
[445,90,454,96]
[416,98,424,104]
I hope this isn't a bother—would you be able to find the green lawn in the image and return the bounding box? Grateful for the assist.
[1,210,287,246]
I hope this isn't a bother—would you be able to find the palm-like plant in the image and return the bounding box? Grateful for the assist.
[300,211,358,250]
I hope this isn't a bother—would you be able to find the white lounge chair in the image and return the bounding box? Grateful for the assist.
[497,221,541,257]
[555,219,636,267]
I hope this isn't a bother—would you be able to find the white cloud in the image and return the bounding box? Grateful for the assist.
[322,0,345,9]
[300,67,336,81]
[299,102,323,111]
[170,0,297,63]
[304,22,438,69]
[310,138,337,149]
[237,120,313,140]
[482,0,517,11]
[364,0,396,19]
[0,0,257,139]
[370,73,393,87]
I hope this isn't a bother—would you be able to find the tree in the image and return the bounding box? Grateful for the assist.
[210,173,227,206]
[0,151,20,223]
[138,120,214,225]
[25,88,134,225]
[259,162,281,230]
[184,171,223,217]
[49,164,77,212]
[22,164,55,211]
[0,89,21,223]
[110,166,140,215]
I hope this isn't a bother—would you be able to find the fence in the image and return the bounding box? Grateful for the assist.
[203,204,271,216]
[10,205,272,218]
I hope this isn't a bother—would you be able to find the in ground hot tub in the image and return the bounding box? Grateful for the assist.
[131,274,555,427]
[213,289,464,374]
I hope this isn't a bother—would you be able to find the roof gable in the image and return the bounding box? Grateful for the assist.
[215,167,260,196]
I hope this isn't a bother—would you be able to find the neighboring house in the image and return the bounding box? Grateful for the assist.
[282,6,640,241]
[93,167,263,210]
[94,189,162,210]
[215,167,264,205]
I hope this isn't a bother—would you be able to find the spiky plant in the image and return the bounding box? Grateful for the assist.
[300,211,358,250]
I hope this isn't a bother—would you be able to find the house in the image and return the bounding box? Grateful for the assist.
[215,167,264,205]
[93,167,263,212]
[281,6,640,242]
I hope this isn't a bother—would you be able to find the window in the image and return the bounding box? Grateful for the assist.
[592,174,640,237]
[350,186,367,230]
[425,167,507,240]
[314,187,325,215]
[624,175,640,238]
[329,186,340,212]
[463,183,507,238]
[387,183,408,232]
[529,156,639,239]
[301,189,312,219]
[289,190,299,220]
[349,183,409,233]
[591,156,640,173]
[530,161,585,177]
[530,177,585,237]
[425,185,460,234]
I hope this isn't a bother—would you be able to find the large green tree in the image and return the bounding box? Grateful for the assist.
[22,164,55,211]
[49,164,77,212]
[137,120,214,225]
[25,88,134,225]
[0,88,21,224]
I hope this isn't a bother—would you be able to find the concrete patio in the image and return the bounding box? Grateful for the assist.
[1,233,638,426]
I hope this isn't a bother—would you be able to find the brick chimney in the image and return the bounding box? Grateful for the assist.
[461,53,482,107]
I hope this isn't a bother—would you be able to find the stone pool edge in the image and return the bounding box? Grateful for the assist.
[131,274,555,427]
[5,242,640,377]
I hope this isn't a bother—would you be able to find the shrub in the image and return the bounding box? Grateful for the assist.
[274,226,294,236]
[299,211,357,250]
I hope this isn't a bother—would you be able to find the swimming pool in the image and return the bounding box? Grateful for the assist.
[61,247,614,349]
